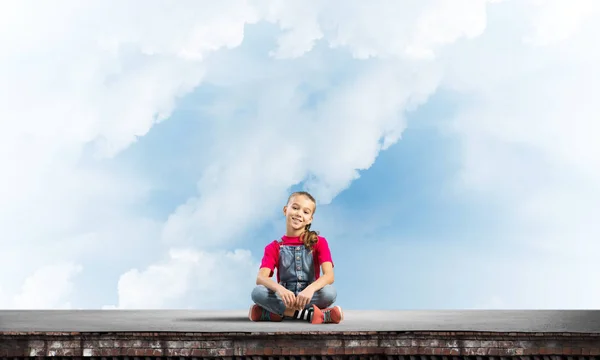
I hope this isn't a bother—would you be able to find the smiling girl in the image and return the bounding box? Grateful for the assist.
[249,191,343,324]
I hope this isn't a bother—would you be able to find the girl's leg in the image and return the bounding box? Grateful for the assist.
[285,305,321,323]
[308,284,337,309]
[249,285,285,321]
[282,285,340,323]
[250,284,337,324]
[306,285,343,324]
[283,308,297,317]
[250,285,320,323]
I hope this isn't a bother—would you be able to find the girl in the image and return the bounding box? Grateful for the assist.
[249,191,343,324]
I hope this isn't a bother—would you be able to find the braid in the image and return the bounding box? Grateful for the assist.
[302,223,319,251]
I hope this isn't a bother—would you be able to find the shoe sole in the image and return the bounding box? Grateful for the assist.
[335,305,344,323]
[248,305,255,321]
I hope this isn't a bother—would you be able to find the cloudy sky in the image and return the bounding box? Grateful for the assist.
[1,0,599,310]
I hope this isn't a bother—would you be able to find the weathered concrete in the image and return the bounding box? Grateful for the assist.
[2,311,600,358]
[1,310,600,333]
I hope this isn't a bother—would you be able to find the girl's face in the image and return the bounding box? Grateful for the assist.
[283,195,315,231]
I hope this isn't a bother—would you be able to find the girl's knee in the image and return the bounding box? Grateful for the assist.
[313,285,337,307]
[251,285,269,303]
[321,285,337,302]
[251,285,285,316]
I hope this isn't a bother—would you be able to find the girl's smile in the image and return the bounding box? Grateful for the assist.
[284,194,315,234]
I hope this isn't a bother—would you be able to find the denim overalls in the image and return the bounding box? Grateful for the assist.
[251,240,337,316]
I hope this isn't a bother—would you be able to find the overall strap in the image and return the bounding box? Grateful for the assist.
[276,238,283,264]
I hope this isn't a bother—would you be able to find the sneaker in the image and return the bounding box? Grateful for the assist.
[309,305,324,324]
[248,304,283,322]
[321,305,343,324]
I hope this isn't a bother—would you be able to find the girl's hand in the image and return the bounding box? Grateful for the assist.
[295,288,315,310]
[276,287,296,308]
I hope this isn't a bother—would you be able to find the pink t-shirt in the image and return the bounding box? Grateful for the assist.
[260,235,334,283]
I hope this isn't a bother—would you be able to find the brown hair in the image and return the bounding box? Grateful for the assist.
[287,191,319,251]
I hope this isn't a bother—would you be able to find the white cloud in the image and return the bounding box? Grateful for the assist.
[0,0,260,308]
[2,0,598,310]
[7,263,82,309]
[259,0,497,60]
[0,1,259,158]
[159,61,445,253]
[259,0,324,59]
[160,0,491,251]
[445,2,600,230]
[111,248,257,309]
[439,0,600,307]
[523,0,599,46]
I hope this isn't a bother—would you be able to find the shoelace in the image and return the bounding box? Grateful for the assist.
[323,310,332,323]
[260,309,272,321]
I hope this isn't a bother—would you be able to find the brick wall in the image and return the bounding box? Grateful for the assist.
[1,331,600,358]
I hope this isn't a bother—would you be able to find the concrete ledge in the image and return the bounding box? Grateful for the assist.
[2,310,600,358]
[2,310,600,332]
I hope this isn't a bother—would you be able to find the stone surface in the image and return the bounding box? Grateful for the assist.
[1,310,600,333]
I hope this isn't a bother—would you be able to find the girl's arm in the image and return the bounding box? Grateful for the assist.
[306,261,334,292]
[256,242,281,292]
[255,267,283,292]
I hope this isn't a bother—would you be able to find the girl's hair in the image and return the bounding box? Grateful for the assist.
[288,191,320,251]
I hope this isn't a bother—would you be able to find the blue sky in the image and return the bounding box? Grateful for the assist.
[1,0,599,310]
